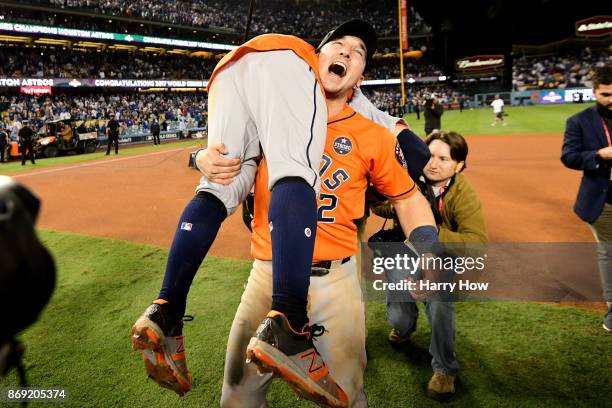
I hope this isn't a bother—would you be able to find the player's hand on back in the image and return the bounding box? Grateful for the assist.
[196,142,242,185]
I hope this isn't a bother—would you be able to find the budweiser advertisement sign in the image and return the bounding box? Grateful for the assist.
[20,86,52,95]
[575,16,612,37]
[455,55,505,71]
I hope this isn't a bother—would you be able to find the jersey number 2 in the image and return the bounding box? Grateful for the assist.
[318,194,338,223]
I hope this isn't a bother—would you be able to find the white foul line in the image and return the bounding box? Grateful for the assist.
[12,146,191,179]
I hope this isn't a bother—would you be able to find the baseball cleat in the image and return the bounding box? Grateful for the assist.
[604,307,612,333]
[246,311,348,408]
[131,299,192,396]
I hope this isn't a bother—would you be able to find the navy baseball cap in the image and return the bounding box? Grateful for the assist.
[317,19,377,65]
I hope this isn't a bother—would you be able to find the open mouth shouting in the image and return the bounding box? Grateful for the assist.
[328,61,347,78]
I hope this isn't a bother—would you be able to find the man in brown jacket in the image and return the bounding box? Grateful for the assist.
[373,130,487,400]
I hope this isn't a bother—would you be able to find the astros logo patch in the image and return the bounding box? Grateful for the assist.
[395,142,407,169]
[333,136,352,155]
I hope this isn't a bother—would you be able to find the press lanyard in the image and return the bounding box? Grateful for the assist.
[437,186,445,216]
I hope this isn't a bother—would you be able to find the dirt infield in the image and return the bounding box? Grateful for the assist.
[13,133,593,258]
[11,134,606,310]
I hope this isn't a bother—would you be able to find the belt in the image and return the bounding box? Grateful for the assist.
[311,256,351,277]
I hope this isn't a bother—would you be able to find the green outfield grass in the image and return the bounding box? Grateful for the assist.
[2,231,610,407]
[403,104,590,137]
[0,139,204,175]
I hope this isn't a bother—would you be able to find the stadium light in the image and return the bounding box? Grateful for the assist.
[0,35,31,42]
[0,22,238,51]
[74,41,105,48]
[167,49,190,55]
[35,38,71,45]
[109,44,138,50]
[361,79,402,86]
[142,47,165,53]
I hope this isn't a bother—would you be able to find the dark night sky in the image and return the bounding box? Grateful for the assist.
[410,0,608,69]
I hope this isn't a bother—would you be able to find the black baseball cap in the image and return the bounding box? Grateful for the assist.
[317,19,377,65]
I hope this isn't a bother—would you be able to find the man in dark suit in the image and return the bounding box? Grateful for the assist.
[561,65,612,332]
[105,113,120,155]
[150,119,161,146]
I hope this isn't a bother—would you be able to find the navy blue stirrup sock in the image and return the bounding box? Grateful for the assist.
[269,177,317,331]
[158,192,227,318]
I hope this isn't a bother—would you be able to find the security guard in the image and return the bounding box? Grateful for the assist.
[18,122,36,166]
[106,113,120,155]
[0,127,8,163]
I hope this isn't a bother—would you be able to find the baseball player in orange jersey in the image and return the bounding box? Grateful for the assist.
[199,67,436,408]
[198,105,437,407]
[131,20,384,406]
[221,115,439,407]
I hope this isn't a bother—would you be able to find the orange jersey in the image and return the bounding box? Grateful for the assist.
[207,34,321,92]
[251,105,418,262]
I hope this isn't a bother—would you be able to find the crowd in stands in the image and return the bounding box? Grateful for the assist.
[0,46,218,80]
[362,88,405,117]
[0,44,447,82]
[0,84,473,140]
[362,86,468,117]
[367,57,444,80]
[512,48,612,91]
[0,93,208,137]
[20,0,432,38]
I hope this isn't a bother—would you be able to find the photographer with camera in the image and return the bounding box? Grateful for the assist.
[370,130,487,399]
[423,94,444,136]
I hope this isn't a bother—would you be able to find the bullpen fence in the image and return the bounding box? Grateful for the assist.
[97,127,207,146]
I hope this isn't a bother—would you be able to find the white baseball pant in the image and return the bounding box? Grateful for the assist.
[196,50,327,214]
[220,257,367,407]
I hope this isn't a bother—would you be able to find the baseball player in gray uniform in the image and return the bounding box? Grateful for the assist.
[132,20,381,407]
[198,87,435,408]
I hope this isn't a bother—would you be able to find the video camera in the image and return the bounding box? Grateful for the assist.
[0,177,56,390]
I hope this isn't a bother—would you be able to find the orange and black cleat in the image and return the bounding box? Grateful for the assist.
[131,299,192,396]
[246,311,348,408]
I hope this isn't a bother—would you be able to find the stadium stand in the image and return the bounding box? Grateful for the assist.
[0,93,208,136]
[30,0,432,37]
[0,0,449,144]
[367,57,444,80]
[362,86,468,116]
[512,48,611,91]
[0,43,442,82]
[0,45,218,80]
[0,85,473,139]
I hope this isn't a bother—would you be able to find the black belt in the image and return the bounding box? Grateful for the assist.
[311,257,351,277]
